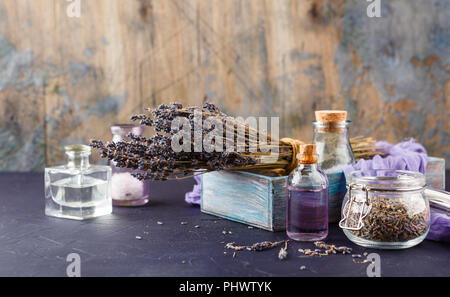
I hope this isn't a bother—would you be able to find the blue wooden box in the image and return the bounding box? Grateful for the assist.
[200,157,445,232]
[201,171,288,231]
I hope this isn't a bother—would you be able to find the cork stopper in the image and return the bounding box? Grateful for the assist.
[315,110,347,123]
[315,110,348,133]
[298,144,318,165]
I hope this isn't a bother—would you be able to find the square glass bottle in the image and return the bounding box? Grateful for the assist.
[45,144,112,220]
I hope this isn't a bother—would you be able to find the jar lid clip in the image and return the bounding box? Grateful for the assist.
[339,183,373,231]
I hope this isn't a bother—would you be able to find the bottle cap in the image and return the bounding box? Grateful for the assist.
[315,110,347,123]
[298,144,318,164]
[64,144,91,155]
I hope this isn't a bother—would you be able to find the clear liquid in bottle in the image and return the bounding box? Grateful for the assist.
[45,144,112,220]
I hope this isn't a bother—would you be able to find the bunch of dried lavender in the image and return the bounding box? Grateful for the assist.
[350,136,387,161]
[91,102,298,180]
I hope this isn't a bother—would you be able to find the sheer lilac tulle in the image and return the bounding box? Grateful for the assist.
[428,211,450,243]
[343,139,428,176]
[344,139,449,243]
[185,174,202,206]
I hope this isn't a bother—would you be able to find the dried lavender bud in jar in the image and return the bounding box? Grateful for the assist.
[345,196,429,242]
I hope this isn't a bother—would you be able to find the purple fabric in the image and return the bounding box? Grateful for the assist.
[427,211,450,243]
[344,139,428,175]
[185,174,202,206]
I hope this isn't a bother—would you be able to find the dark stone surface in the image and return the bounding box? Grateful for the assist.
[0,172,448,277]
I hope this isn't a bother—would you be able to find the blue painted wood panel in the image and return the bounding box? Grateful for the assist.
[201,171,287,231]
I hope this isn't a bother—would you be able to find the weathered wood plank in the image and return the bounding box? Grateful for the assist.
[0,0,448,170]
[0,0,49,171]
[201,171,288,231]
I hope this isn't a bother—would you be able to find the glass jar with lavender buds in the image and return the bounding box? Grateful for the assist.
[109,124,150,206]
[339,170,430,249]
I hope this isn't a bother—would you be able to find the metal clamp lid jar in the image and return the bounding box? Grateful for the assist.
[339,170,430,249]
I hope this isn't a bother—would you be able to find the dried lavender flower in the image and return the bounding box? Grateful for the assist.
[278,241,288,260]
[345,198,428,242]
[296,241,353,257]
[226,240,287,252]
[90,102,298,180]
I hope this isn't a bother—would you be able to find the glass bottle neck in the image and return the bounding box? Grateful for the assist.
[298,163,318,171]
[313,120,354,167]
[315,129,350,144]
[67,153,90,170]
[313,121,351,136]
[111,124,144,143]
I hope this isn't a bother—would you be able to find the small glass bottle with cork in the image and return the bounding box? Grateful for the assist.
[286,144,329,241]
[313,110,355,223]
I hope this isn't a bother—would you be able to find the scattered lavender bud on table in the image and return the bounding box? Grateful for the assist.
[353,259,371,264]
[278,241,288,260]
[226,240,287,252]
[296,241,354,257]
[225,242,246,251]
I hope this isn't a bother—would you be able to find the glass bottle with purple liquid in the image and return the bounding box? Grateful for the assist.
[287,144,329,241]
[110,124,150,206]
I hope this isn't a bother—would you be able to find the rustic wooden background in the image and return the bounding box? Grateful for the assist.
[0,0,448,171]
